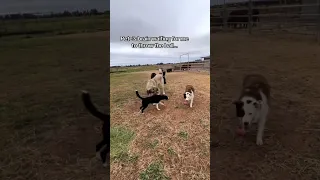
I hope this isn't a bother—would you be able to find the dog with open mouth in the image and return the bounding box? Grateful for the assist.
[233,74,270,145]
[81,90,109,167]
[183,85,195,108]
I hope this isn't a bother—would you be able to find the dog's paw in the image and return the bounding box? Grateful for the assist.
[157,109,160,111]
[256,138,263,145]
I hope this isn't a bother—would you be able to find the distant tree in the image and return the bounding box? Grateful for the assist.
[72,10,81,17]
[82,10,89,16]
[22,13,36,19]
[90,9,98,15]
[0,9,107,20]
[10,13,23,19]
[62,11,72,17]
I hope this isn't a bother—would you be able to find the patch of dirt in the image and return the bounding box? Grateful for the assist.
[110,71,210,179]
[212,33,320,180]
[0,31,109,180]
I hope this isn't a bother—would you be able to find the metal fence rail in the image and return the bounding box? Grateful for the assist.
[173,60,210,72]
[211,0,320,43]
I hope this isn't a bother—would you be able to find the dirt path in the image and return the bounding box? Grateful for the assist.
[110,71,210,179]
[212,33,320,180]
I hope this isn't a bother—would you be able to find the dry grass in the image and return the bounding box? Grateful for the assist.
[212,33,320,180]
[110,71,210,179]
[0,31,109,180]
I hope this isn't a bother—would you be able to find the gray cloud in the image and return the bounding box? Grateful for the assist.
[110,0,210,66]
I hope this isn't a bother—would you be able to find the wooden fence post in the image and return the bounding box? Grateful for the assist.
[223,0,228,30]
[317,0,320,44]
[187,53,190,71]
[179,55,182,71]
[248,0,253,34]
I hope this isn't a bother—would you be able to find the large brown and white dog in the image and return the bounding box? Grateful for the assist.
[233,74,270,145]
[146,73,158,96]
[146,68,166,95]
[183,85,195,108]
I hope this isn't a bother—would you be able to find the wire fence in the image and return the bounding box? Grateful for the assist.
[211,0,320,43]
[173,53,210,72]
[110,54,211,73]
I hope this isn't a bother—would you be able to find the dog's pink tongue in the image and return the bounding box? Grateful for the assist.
[236,127,246,136]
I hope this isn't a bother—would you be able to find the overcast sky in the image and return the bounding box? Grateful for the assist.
[110,0,210,66]
[0,0,110,14]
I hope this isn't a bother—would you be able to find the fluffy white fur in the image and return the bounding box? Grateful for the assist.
[185,91,194,108]
[149,68,165,95]
[240,90,269,145]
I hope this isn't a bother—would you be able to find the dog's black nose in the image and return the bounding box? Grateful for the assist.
[244,122,249,126]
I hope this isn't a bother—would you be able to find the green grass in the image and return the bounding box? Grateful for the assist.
[110,65,159,74]
[110,126,136,162]
[139,162,170,180]
[147,139,159,149]
[167,147,176,156]
[0,31,109,179]
[178,131,189,140]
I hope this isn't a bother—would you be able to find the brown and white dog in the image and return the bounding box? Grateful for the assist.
[146,69,166,95]
[183,85,195,108]
[233,74,270,145]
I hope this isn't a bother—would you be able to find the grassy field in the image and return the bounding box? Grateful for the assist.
[0,15,109,38]
[110,65,159,74]
[110,71,210,179]
[0,31,109,179]
[212,33,320,179]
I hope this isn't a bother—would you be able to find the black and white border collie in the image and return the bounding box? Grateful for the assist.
[136,90,168,114]
[233,74,270,145]
[81,91,109,167]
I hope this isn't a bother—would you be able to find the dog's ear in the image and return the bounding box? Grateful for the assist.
[233,100,245,117]
[151,73,156,79]
[232,100,242,105]
[253,100,262,109]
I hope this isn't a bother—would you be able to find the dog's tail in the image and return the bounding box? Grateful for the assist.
[135,90,144,100]
[81,90,109,121]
